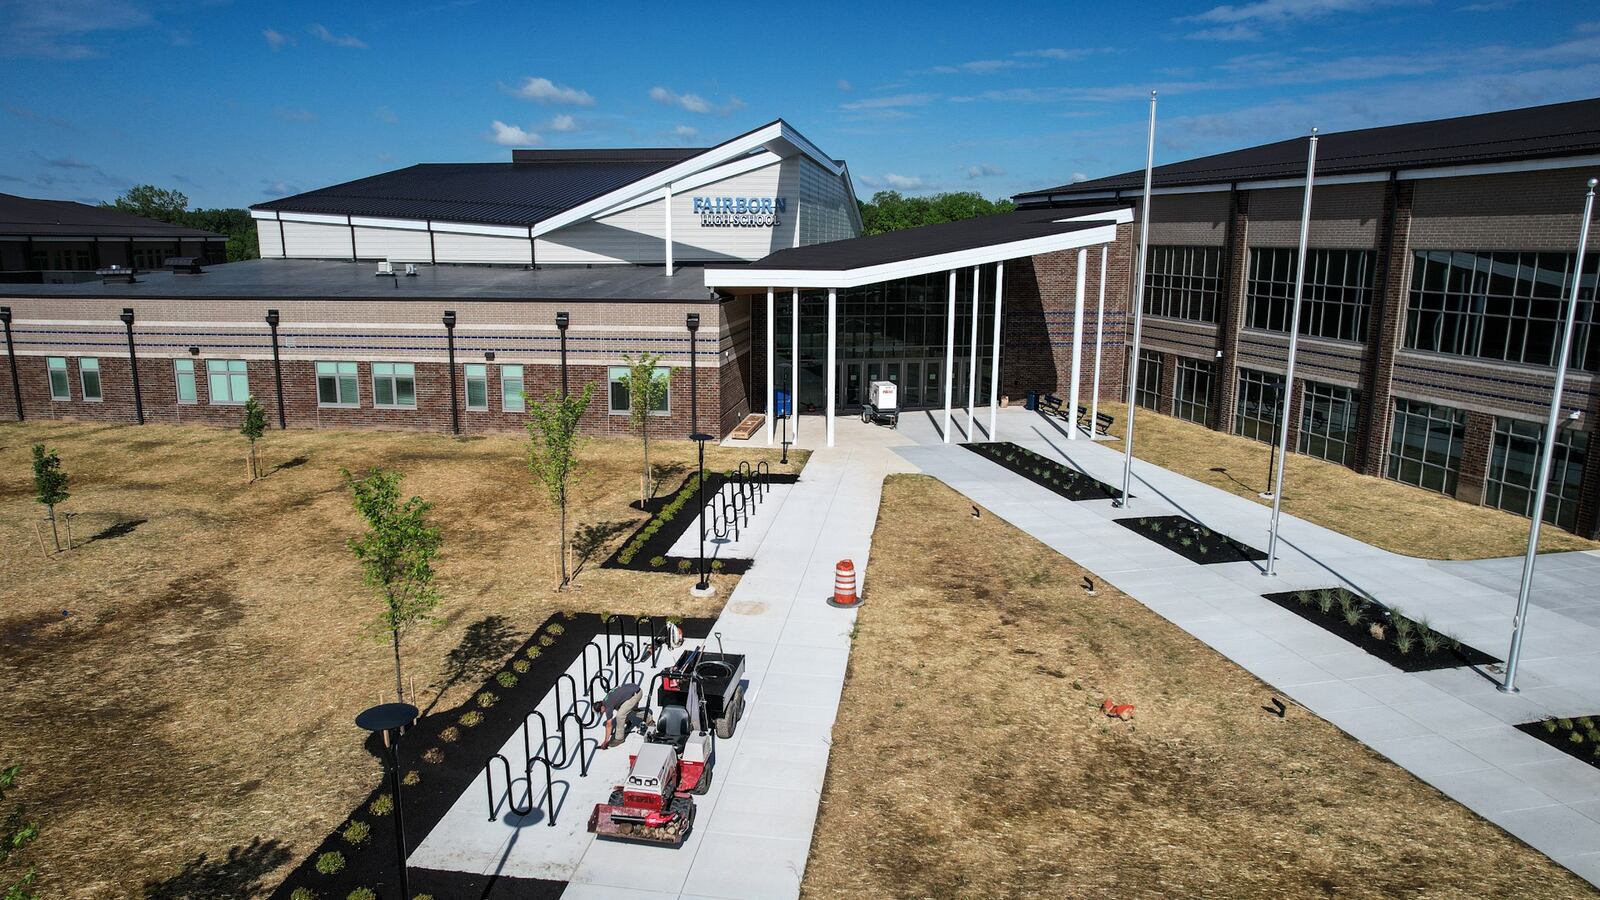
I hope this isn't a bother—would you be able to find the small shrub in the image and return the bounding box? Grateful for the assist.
[546,623,565,636]
[477,691,499,708]
[421,747,445,764]
[1420,629,1444,655]
[460,710,483,727]
[649,556,666,568]
[562,609,577,620]
[439,726,461,743]
[315,851,345,875]
[710,560,725,572]
[538,634,556,647]
[598,611,613,623]
[525,647,542,660]
[1293,590,1313,606]
[1579,716,1594,730]
[342,819,371,845]
[1314,589,1337,615]
[414,895,436,900]
[1559,718,1574,730]
[290,889,317,900]
[370,793,394,816]
[1394,633,1415,655]
[512,658,530,673]
[402,770,420,787]
[497,671,518,688]
[1544,718,1559,733]
[677,559,693,573]
[1368,622,1386,641]
[1341,604,1364,627]
[347,889,377,900]
[1392,614,1415,641]
[1179,537,1193,547]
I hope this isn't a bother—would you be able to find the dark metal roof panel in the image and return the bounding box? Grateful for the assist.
[0,193,225,238]
[713,206,1122,271]
[1017,97,1600,202]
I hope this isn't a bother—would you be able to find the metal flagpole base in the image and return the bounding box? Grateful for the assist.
[1258,492,1275,500]
[1495,680,1520,694]
[690,582,716,599]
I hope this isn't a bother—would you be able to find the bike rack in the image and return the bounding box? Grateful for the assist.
[756,460,771,494]
[484,753,557,825]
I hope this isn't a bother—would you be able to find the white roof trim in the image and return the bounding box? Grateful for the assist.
[429,221,531,238]
[1053,207,1134,225]
[1397,153,1600,181]
[349,216,430,231]
[249,209,280,221]
[530,120,838,239]
[279,211,348,226]
[704,222,1120,289]
[585,151,783,220]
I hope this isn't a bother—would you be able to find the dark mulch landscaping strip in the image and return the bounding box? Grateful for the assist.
[1116,514,1266,565]
[1263,588,1499,674]
[1515,715,1600,771]
[270,613,714,900]
[963,441,1123,502]
[602,470,798,576]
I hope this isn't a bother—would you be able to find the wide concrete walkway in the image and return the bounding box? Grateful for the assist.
[557,424,916,899]
[896,406,1600,887]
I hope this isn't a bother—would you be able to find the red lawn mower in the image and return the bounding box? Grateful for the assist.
[586,646,746,846]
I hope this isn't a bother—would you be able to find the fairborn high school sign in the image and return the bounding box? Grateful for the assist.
[693,195,787,227]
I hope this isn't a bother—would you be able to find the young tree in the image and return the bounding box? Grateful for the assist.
[0,764,40,900]
[240,397,267,481]
[344,468,444,702]
[619,352,672,507]
[526,382,595,589]
[30,444,68,552]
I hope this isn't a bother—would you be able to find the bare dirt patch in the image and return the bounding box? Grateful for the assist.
[803,475,1595,899]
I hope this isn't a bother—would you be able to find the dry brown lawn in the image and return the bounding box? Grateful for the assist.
[1089,401,1599,559]
[0,419,802,899]
[804,475,1595,899]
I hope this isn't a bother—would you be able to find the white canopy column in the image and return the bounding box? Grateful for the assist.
[1068,248,1087,439]
[765,287,775,445]
[967,266,980,437]
[791,288,800,440]
[988,261,1004,441]
[825,287,837,447]
[1090,246,1107,431]
[943,270,956,443]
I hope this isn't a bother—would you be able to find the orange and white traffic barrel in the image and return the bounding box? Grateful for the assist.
[831,559,858,606]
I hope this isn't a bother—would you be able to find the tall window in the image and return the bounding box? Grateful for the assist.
[316,361,359,406]
[79,357,102,401]
[501,365,525,413]
[609,366,670,416]
[174,359,197,404]
[1298,381,1360,466]
[1234,368,1284,444]
[1406,250,1598,370]
[47,357,70,400]
[372,363,416,409]
[1387,398,1465,494]
[206,359,249,404]
[1172,358,1214,425]
[1144,246,1223,322]
[1134,350,1164,411]
[1246,248,1374,342]
[464,364,488,411]
[1485,418,1589,531]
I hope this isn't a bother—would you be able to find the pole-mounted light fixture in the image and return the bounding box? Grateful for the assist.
[1,306,21,423]
[355,702,417,900]
[443,310,459,435]
[120,307,145,425]
[686,313,701,437]
[555,311,570,397]
[265,309,286,429]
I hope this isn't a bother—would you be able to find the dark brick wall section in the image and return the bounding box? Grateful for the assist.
[1356,180,1413,476]
[1001,224,1132,404]
[1156,351,1177,416]
[1457,411,1496,505]
[1215,190,1249,433]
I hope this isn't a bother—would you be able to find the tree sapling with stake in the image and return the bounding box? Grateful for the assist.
[240,397,267,480]
[344,467,444,702]
[30,444,69,553]
[526,382,595,589]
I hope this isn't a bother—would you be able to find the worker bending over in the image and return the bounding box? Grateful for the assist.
[595,681,647,747]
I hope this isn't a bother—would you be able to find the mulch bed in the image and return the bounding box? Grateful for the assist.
[1116,514,1266,564]
[1262,588,1499,673]
[270,613,714,900]
[1515,715,1600,771]
[963,441,1123,502]
[602,470,798,576]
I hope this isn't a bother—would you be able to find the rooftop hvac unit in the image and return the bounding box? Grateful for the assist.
[165,257,202,274]
[95,265,136,284]
[375,259,395,276]
[404,264,418,277]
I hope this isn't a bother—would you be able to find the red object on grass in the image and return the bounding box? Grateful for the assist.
[1101,699,1136,720]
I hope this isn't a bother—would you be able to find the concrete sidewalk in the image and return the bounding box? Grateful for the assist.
[896,406,1600,887]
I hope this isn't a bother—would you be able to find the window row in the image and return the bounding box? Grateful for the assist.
[1143,246,1223,323]
[1134,349,1164,411]
[1406,250,1598,371]
[39,359,653,416]
[1246,248,1374,343]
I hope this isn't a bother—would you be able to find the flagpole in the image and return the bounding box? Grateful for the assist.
[1264,129,1318,577]
[1500,176,1597,693]
[1118,90,1157,508]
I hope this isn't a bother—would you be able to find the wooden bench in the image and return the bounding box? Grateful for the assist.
[728,414,764,440]
[1076,405,1116,436]
[1040,394,1068,418]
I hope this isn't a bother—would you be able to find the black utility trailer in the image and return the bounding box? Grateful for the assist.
[654,648,747,740]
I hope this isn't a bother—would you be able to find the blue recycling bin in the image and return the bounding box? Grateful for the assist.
[774,389,792,418]
[1025,390,1039,411]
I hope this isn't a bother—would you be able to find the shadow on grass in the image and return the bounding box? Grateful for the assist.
[571,519,633,580]
[141,837,291,899]
[87,518,148,543]
[271,455,310,474]
[425,615,518,715]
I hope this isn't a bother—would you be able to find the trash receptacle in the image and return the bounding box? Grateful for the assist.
[1025,390,1039,411]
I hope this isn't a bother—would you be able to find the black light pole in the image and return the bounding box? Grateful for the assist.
[1,307,21,422]
[1261,379,1285,500]
[443,310,459,435]
[686,313,700,433]
[265,309,286,429]
[686,313,713,596]
[555,311,570,397]
[356,703,417,900]
[119,308,144,425]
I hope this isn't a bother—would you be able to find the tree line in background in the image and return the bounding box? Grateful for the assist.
[101,184,260,263]
[857,190,1015,236]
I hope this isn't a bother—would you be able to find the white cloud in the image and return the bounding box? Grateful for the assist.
[840,93,937,111]
[1185,0,1408,25]
[927,59,1036,75]
[2,0,152,59]
[1014,47,1109,61]
[490,121,539,145]
[1186,24,1264,41]
[966,163,1005,179]
[309,23,366,49]
[511,77,596,106]
[263,28,294,50]
[650,85,712,114]
[1071,172,1090,183]
[274,107,317,123]
[837,79,853,91]
[549,114,578,132]
[261,179,302,196]
[883,174,927,190]
[674,124,698,138]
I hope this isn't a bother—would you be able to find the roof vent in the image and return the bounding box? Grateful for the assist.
[376,259,395,276]
[166,256,203,274]
[96,265,136,285]
[404,264,418,277]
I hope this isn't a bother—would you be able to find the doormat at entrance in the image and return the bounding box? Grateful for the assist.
[964,441,1123,502]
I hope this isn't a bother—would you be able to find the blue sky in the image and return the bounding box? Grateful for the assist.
[3,0,1597,210]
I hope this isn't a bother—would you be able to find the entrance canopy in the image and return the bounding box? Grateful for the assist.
[705,205,1132,448]
[704,205,1130,289]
